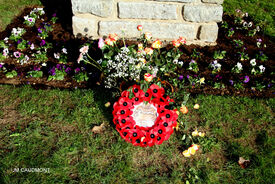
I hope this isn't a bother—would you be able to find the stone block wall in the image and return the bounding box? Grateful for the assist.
[71,0,224,45]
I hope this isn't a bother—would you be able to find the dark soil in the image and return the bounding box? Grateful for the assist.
[0,6,274,98]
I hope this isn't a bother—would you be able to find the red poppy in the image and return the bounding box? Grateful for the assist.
[140,89,153,102]
[149,84,165,98]
[121,90,130,98]
[113,84,177,147]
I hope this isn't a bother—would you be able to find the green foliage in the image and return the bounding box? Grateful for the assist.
[5,70,17,78]
[73,72,89,82]
[48,69,66,81]
[27,70,43,78]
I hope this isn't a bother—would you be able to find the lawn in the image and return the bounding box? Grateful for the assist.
[0,0,274,183]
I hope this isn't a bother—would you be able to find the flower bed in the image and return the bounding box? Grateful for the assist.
[0,7,274,98]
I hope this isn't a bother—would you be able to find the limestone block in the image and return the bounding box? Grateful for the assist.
[99,21,197,40]
[71,0,113,18]
[202,0,224,4]
[72,16,97,37]
[118,2,177,20]
[148,0,196,2]
[183,4,223,22]
[199,23,219,42]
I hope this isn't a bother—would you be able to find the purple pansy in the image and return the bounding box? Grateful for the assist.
[40,40,46,46]
[244,76,250,83]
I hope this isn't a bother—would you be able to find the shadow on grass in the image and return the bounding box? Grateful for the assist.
[40,0,73,33]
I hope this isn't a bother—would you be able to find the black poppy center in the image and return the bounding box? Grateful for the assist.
[121,119,126,123]
[163,122,168,127]
[136,139,140,143]
[121,110,125,114]
[123,132,127,136]
[158,129,163,134]
[145,93,149,97]
[134,88,138,93]
[135,97,139,101]
[133,133,137,137]
[150,134,155,138]
[153,89,158,93]
[157,137,161,141]
[123,102,127,106]
[126,127,130,129]
[166,114,170,118]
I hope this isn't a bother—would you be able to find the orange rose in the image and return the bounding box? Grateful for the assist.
[144,32,152,40]
[152,39,162,49]
[137,25,143,31]
[144,47,153,55]
[144,73,153,82]
[178,37,186,44]
[172,39,180,47]
[180,105,188,114]
[105,38,115,46]
[108,33,118,41]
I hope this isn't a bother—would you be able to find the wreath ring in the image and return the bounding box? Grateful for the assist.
[113,84,178,147]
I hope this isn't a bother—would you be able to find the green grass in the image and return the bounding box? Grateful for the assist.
[0,0,275,183]
[0,85,274,183]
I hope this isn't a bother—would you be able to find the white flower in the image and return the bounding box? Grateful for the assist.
[250,59,256,66]
[243,22,248,27]
[4,37,8,43]
[178,61,183,66]
[54,53,60,59]
[248,22,253,27]
[251,68,256,74]
[24,15,29,20]
[25,55,29,61]
[236,62,242,70]
[42,63,47,66]
[30,43,34,50]
[3,48,9,57]
[259,65,265,73]
[62,48,67,54]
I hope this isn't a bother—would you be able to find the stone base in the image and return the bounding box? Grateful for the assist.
[71,0,223,45]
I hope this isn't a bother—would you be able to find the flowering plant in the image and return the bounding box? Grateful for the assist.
[188,60,199,73]
[231,62,243,73]
[113,84,178,147]
[209,60,221,73]
[10,28,26,41]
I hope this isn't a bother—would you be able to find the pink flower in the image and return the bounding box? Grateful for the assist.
[13,51,21,58]
[77,53,83,63]
[98,38,105,49]
[79,45,89,54]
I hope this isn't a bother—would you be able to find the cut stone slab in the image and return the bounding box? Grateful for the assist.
[202,0,224,4]
[118,2,178,20]
[72,16,97,37]
[183,5,223,22]
[147,0,196,2]
[99,21,197,40]
[71,0,113,18]
[199,23,219,42]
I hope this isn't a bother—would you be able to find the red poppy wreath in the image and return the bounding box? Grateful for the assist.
[113,84,178,147]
